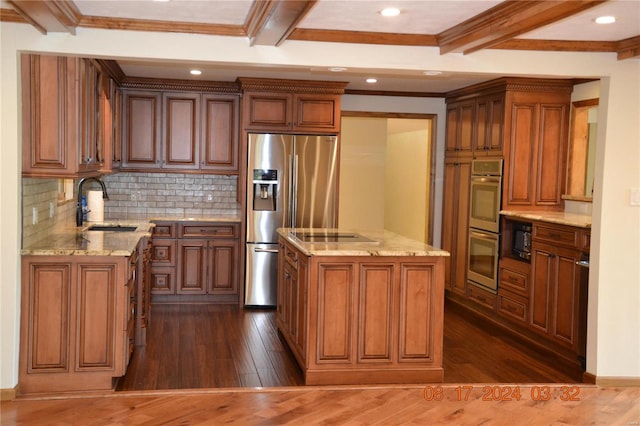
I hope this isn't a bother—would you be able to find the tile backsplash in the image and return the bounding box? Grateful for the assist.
[22,173,240,247]
[22,178,76,247]
[101,172,240,219]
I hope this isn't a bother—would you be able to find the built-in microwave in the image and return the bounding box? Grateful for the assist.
[512,222,532,261]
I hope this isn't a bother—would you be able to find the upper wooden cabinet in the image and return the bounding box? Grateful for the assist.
[21,55,104,178]
[445,93,505,158]
[503,89,572,211]
[237,78,347,134]
[122,89,239,174]
[446,78,573,211]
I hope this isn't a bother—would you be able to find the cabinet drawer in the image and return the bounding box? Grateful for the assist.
[151,240,176,266]
[152,222,176,238]
[497,290,528,325]
[180,223,238,238]
[467,282,496,310]
[499,266,528,296]
[533,224,578,247]
[284,243,299,270]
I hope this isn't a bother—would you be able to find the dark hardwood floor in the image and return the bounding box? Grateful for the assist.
[116,301,579,391]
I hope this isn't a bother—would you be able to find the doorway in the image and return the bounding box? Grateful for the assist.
[339,113,436,244]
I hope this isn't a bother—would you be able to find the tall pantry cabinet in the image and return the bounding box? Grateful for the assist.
[442,78,573,296]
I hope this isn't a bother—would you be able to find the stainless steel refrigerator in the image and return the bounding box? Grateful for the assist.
[245,133,338,306]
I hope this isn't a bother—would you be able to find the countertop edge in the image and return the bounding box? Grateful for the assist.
[277,228,450,257]
[500,210,591,229]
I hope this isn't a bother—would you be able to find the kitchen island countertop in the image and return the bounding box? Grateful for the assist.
[277,228,450,257]
[500,210,591,228]
[21,220,154,256]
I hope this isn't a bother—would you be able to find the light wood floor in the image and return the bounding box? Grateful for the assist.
[3,385,639,424]
[5,303,637,424]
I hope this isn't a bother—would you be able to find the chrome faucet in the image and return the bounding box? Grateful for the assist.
[76,177,109,226]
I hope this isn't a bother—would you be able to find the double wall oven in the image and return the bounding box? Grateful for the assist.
[467,159,503,292]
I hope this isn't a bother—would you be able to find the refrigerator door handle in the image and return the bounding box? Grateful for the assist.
[287,154,294,228]
[254,248,279,254]
[292,154,299,228]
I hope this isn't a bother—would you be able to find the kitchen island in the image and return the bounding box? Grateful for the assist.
[276,228,449,385]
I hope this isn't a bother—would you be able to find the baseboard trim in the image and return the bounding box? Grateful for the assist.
[1,386,18,401]
[595,376,640,387]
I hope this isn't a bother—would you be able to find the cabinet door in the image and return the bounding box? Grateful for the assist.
[475,94,504,155]
[78,59,102,173]
[177,240,207,294]
[100,77,121,174]
[162,92,200,169]
[21,261,72,372]
[75,262,118,370]
[551,245,581,350]
[505,102,537,208]
[294,255,307,359]
[207,240,239,294]
[201,94,239,172]
[242,91,291,131]
[530,244,553,336]
[292,93,340,133]
[442,159,471,295]
[445,101,474,156]
[535,103,568,208]
[122,91,162,169]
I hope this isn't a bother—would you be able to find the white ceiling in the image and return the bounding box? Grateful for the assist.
[5,0,640,92]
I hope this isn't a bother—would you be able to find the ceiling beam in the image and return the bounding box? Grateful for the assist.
[617,35,640,60]
[437,0,607,55]
[8,0,81,35]
[245,0,317,46]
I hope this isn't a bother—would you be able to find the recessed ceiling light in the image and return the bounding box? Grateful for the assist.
[423,70,443,76]
[380,8,400,17]
[366,78,378,84]
[190,69,202,76]
[329,67,347,72]
[595,15,616,24]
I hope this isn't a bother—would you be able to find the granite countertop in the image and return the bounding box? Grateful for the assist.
[277,228,450,257]
[21,220,154,256]
[500,210,591,228]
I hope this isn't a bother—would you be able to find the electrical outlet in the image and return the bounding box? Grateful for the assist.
[49,202,55,218]
[131,191,140,201]
[32,207,38,224]
[206,193,213,202]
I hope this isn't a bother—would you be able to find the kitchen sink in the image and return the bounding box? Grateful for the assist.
[87,225,138,232]
[290,231,378,243]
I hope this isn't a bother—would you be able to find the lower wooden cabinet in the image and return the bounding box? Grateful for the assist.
[451,218,590,370]
[20,255,135,394]
[150,221,240,303]
[277,237,445,385]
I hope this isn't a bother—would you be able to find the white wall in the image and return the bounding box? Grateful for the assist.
[2,22,639,389]
[385,127,429,243]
